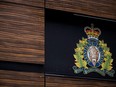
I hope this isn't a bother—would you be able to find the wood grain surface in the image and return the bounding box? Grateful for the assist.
[0,0,116,87]
[46,76,116,87]
[0,2,44,64]
[0,70,44,87]
[46,0,116,20]
[1,0,44,7]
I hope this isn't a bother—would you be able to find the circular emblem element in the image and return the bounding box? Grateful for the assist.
[84,39,104,67]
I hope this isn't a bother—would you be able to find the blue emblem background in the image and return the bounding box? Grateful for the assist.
[84,38,104,67]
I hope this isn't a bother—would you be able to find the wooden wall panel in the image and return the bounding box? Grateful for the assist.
[46,76,116,87]
[0,0,116,87]
[46,0,116,20]
[0,2,44,64]
[0,70,44,87]
[1,0,44,7]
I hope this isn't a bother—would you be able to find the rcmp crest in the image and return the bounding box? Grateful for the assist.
[72,24,115,77]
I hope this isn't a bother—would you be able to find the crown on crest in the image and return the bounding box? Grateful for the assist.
[84,24,101,39]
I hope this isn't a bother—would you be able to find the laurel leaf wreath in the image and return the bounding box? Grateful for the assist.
[74,38,113,71]
[99,40,113,71]
[74,37,88,69]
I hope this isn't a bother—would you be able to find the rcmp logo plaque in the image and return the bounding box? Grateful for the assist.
[72,24,115,77]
